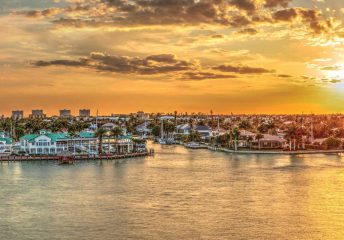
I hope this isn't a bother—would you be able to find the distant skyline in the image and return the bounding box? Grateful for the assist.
[1,0,344,114]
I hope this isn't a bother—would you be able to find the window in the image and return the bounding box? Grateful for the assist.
[36,139,50,147]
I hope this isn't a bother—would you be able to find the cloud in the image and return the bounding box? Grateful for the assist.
[272,7,333,34]
[214,64,274,74]
[182,71,237,80]
[13,8,61,18]
[264,0,292,8]
[34,52,197,75]
[277,74,292,78]
[34,51,279,80]
[11,0,338,39]
[237,27,258,35]
[320,65,342,71]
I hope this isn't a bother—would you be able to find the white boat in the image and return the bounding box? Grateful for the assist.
[158,139,167,145]
[185,142,205,149]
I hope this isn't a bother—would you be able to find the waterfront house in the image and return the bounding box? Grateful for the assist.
[101,123,128,135]
[0,131,12,153]
[194,125,212,140]
[20,130,69,155]
[136,122,152,135]
[176,124,192,135]
[251,134,286,149]
[102,123,118,130]
[238,130,256,148]
[68,131,98,154]
[175,124,211,140]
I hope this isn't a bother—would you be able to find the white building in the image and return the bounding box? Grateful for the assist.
[20,130,69,155]
[0,131,12,154]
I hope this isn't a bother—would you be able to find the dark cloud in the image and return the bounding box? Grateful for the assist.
[277,74,292,78]
[264,0,292,8]
[237,27,258,35]
[13,8,61,18]
[320,66,342,71]
[12,4,92,18]
[211,34,225,38]
[230,0,256,13]
[35,59,87,67]
[182,71,237,80]
[229,15,251,27]
[34,52,197,75]
[214,64,274,74]
[273,8,297,22]
[12,0,335,37]
[273,8,332,34]
[34,52,279,80]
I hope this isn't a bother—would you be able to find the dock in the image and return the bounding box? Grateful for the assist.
[0,150,154,163]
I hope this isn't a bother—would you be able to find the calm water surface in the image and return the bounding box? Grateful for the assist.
[1,143,344,239]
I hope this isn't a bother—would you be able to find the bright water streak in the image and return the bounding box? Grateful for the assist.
[1,143,344,239]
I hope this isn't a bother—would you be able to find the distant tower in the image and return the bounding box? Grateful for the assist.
[12,110,24,120]
[59,109,71,118]
[30,109,45,118]
[79,109,91,117]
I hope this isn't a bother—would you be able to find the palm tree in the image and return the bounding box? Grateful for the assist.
[111,127,123,153]
[247,136,254,149]
[255,133,264,150]
[285,125,298,150]
[95,127,107,154]
[69,131,77,154]
[232,127,240,151]
[174,110,178,125]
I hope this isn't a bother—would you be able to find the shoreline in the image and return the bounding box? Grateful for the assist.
[0,151,153,162]
[208,147,344,155]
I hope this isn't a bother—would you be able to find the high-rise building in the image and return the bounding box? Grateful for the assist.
[59,109,71,118]
[12,110,24,119]
[30,109,46,118]
[79,109,91,117]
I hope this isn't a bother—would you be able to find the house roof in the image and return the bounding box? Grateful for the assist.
[176,124,191,131]
[262,134,286,143]
[20,133,69,143]
[0,137,12,144]
[102,123,118,128]
[195,125,211,131]
[79,131,95,138]
[240,130,256,137]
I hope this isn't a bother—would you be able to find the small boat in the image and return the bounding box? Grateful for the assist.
[158,139,167,145]
[58,151,75,165]
[185,142,205,149]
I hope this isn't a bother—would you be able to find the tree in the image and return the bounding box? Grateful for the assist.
[111,127,123,139]
[187,130,202,143]
[110,127,123,153]
[164,122,175,133]
[95,127,107,154]
[174,110,178,125]
[255,133,264,150]
[239,120,251,130]
[323,137,342,150]
[151,125,161,137]
[232,127,240,151]
[285,125,304,150]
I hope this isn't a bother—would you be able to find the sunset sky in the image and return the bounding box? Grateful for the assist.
[1,0,344,115]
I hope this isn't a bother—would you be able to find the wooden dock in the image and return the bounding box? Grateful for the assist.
[0,150,154,163]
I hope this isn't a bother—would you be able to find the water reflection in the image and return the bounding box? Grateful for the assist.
[1,145,344,239]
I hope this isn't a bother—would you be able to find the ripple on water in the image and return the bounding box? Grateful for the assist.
[1,145,344,240]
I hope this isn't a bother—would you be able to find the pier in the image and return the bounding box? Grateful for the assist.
[0,150,154,163]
